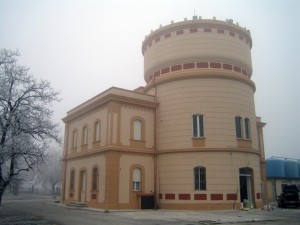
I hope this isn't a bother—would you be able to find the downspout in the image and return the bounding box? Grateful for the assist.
[61,123,69,204]
[153,79,159,209]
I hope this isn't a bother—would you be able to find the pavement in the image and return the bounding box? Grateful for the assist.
[1,193,300,225]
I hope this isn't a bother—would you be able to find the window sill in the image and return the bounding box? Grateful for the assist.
[130,139,146,148]
[192,137,206,147]
[237,138,252,148]
[81,144,88,151]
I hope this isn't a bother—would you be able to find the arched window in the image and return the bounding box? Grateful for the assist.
[244,118,251,139]
[82,126,88,145]
[192,114,204,137]
[194,166,206,190]
[92,166,99,191]
[70,169,75,190]
[94,122,100,142]
[72,130,77,148]
[132,168,141,191]
[235,116,243,138]
[133,120,142,141]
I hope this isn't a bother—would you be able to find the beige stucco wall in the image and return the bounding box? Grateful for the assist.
[143,19,252,81]
[120,105,155,148]
[66,107,108,154]
[152,78,258,151]
[119,154,154,203]
[158,151,261,203]
[65,155,106,202]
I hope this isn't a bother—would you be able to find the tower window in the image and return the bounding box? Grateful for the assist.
[194,167,206,190]
[235,116,242,138]
[244,118,251,139]
[192,114,204,137]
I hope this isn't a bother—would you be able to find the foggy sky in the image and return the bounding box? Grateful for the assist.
[1,0,299,159]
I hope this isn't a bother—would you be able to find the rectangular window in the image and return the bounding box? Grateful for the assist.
[70,170,75,190]
[235,116,242,138]
[83,127,88,145]
[193,114,204,137]
[92,167,98,191]
[72,131,77,148]
[95,122,100,142]
[244,118,251,139]
[133,168,141,191]
[194,167,206,190]
[133,120,142,141]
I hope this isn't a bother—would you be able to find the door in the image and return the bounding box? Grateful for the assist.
[79,170,87,203]
[239,168,254,206]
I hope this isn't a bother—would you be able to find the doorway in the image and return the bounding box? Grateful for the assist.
[239,168,254,206]
[79,170,87,203]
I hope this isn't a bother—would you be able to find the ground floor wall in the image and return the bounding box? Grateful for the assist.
[62,151,155,209]
[157,151,263,210]
[62,150,263,210]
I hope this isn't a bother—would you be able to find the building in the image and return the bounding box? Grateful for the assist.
[61,17,267,210]
[266,157,300,201]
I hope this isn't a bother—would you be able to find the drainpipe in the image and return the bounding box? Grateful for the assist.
[153,79,159,209]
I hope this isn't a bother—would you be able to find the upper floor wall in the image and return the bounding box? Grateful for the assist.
[142,18,252,84]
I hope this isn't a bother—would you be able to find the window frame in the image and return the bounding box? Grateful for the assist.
[70,169,75,190]
[235,116,243,139]
[244,118,251,140]
[82,126,88,145]
[192,114,204,137]
[194,166,206,191]
[133,120,142,141]
[94,121,101,142]
[72,130,78,148]
[132,167,142,191]
[91,166,99,191]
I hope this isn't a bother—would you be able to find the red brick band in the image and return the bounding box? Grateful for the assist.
[147,61,250,83]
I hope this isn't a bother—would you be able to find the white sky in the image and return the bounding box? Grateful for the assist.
[1,0,299,159]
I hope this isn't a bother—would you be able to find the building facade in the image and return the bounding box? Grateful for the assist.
[61,17,267,210]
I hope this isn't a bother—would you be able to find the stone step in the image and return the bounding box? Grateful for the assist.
[66,202,88,208]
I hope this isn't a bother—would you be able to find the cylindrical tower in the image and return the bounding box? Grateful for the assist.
[143,17,263,210]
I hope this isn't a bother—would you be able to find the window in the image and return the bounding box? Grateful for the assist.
[244,118,251,139]
[83,126,88,145]
[95,122,100,142]
[133,120,142,141]
[92,167,99,191]
[192,114,204,137]
[70,169,75,190]
[235,116,242,138]
[132,168,141,191]
[194,167,206,190]
[72,130,77,148]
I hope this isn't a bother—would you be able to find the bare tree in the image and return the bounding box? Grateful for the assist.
[0,49,61,205]
[37,148,62,195]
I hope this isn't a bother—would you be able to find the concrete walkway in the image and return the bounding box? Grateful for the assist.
[1,193,300,225]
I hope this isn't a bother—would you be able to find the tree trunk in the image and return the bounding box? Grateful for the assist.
[0,187,4,206]
[52,183,55,195]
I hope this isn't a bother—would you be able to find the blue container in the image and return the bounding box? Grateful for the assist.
[284,160,299,178]
[266,158,285,178]
[297,161,300,178]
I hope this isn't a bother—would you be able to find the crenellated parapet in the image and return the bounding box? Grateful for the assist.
[142,16,253,84]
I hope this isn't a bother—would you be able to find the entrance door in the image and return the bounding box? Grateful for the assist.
[239,168,254,206]
[79,170,87,203]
